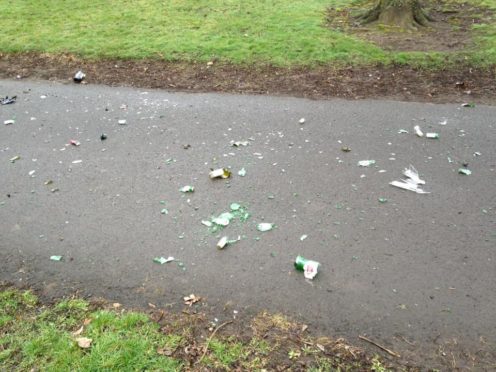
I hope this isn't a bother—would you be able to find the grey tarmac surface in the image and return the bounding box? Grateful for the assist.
[1,79,495,363]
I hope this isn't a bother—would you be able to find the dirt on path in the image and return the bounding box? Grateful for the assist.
[1,52,495,105]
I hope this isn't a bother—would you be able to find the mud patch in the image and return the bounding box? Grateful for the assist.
[0,52,495,104]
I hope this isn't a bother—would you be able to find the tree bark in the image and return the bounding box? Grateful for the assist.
[360,0,433,29]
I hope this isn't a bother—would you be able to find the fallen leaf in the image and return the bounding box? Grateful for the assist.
[157,347,174,356]
[184,294,201,306]
[72,326,84,336]
[76,337,92,349]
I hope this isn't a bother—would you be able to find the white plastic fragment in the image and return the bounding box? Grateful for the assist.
[414,125,424,137]
[179,185,194,193]
[358,160,376,167]
[238,168,246,177]
[398,129,409,134]
[72,160,82,164]
[403,165,425,184]
[4,119,14,125]
[257,223,274,232]
[201,220,213,227]
[118,119,127,125]
[154,256,174,264]
[390,165,429,194]
[217,236,228,249]
[299,118,305,124]
[426,133,439,139]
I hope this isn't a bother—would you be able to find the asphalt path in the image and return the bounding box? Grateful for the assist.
[1,79,495,363]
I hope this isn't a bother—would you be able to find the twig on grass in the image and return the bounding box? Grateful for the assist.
[198,320,233,364]
[359,335,400,358]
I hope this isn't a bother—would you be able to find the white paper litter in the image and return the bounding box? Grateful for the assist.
[403,165,425,184]
[390,165,429,194]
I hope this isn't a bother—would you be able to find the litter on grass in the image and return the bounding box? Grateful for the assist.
[209,168,231,179]
[458,168,472,175]
[50,255,62,261]
[300,234,308,241]
[358,160,376,167]
[238,168,246,177]
[10,155,20,163]
[0,96,16,105]
[3,119,14,125]
[118,119,127,125]
[153,256,174,264]
[299,118,306,124]
[390,165,429,194]
[295,255,320,280]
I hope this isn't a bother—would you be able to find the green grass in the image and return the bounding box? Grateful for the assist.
[0,289,182,370]
[0,288,386,370]
[0,0,495,67]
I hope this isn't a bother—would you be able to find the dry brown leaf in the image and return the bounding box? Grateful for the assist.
[157,347,174,356]
[83,318,92,326]
[183,294,201,306]
[76,337,92,349]
[71,326,84,336]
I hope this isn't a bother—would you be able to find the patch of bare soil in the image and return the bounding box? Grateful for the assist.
[0,52,495,104]
[327,0,494,52]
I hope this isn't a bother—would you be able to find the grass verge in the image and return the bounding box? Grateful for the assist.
[0,287,389,371]
[0,0,495,67]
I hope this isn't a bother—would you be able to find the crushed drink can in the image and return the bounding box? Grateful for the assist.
[209,168,231,179]
[73,71,86,83]
[294,255,320,280]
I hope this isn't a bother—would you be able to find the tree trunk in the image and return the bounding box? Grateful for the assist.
[360,0,433,29]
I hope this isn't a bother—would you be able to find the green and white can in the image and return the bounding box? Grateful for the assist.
[294,255,320,280]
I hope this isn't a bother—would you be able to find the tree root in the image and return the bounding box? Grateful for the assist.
[358,0,434,29]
